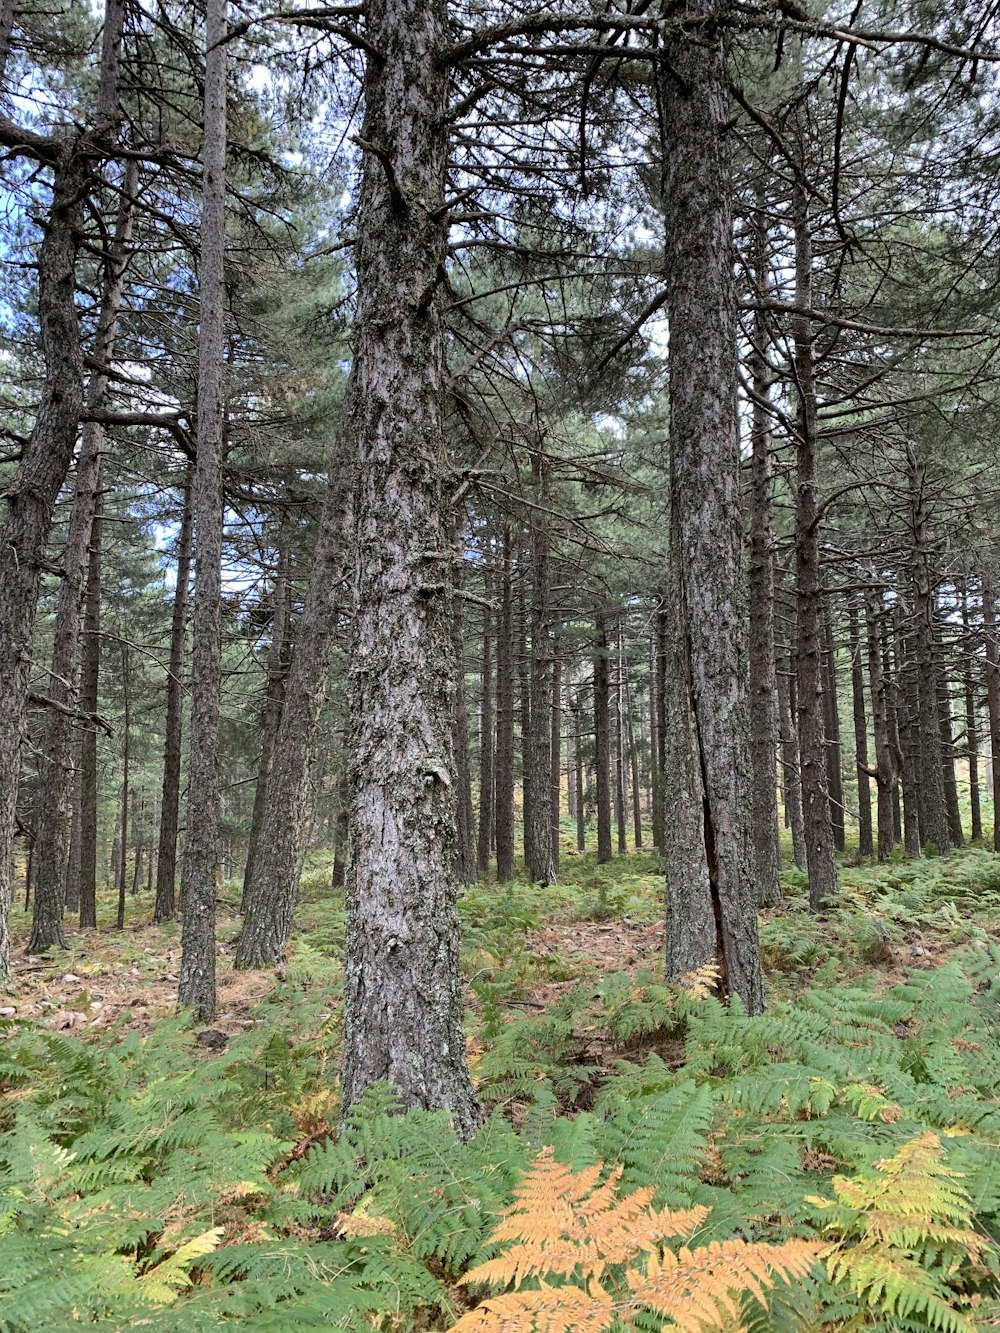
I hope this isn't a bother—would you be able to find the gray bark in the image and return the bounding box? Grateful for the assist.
[339,0,480,1136]
[864,583,897,861]
[178,0,228,1020]
[235,471,347,967]
[791,180,839,911]
[241,536,292,909]
[747,252,780,905]
[983,571,1000,852]
[907,451,950,855]
[494,529,515,881]
[659,0,764,1011]
[155,471,193,921]
[77,486,102,927]
[29,160,136,952]
[476,544,494,874]
[848,594,874,859]
[593,611,613,864]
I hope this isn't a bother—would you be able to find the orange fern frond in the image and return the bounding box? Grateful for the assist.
[626,1237,822,1331]
[452,1149,821,1333]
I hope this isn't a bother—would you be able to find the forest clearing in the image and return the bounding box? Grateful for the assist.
[6,0,1000,1327]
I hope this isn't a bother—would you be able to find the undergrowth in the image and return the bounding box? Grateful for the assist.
[3,845,1000,1329]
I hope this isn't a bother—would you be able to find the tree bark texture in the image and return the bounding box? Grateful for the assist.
[822,609,845,854]
[864,583,897,861]
[235,466,348,968]
[494,529,515,881]
[593,611,613,864]
[524,463,556,884]
[476,546,494,874]
[339,0,480,1137]
[747,257,780,905]
[29,164,136,952]
[848,595,874,859]
[659,1,764,1011]
[907,452,950,855]
[452,555,477,885]
[77,487,103,927]
[791,181,839,911]
[982,570,1000,852]
[155,471,194,921]
[178,0,228,1020]
[241,535,291,909]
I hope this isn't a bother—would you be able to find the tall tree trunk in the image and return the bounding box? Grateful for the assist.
[549,628,562,868]
[0,0,124,982]
[938,669,964,848]
[848,594,874,858]
[650,618,666,851]
[516,562,531,861]
[822,608,845,854]
[77,488,103,928]
[659,2,764,1010]
[624,651,643,849]
[573,692,586,853]
[476,544,494,875]
[865,583,897,861]
[452,554,477,884]
[178,0,228,1020]
[960,581,982,842]
[747,209,780,905]
[593,611,613,865]
[29,162,136,953]
[494,529,515,882]
[116,644,130,931]
[982,570,1000,852]
[776,620,806,870]
[235,470,348,967]
[339,0,480,1136]
[155,469,194,921]
[241,536,291,909]
[613,627,627,854]
[65,757,82,917]
[907,451,949,855]
[895,604,923,858]
[791,180,838,911]
[662,522,715,982]
[524,461,556,884]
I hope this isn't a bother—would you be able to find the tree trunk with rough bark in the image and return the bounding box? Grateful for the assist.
[476,547,494,875]
[573,693,586,853]
[864,583,897,861]
[960,581,982,841]
[907,452,949,856]
[29,163,136,953]
[339,0,480,1135]
[895,604,923,858]
[658,0,764,1010]
[494,530,515,882]
[235,472,348,967]
[594,612,613,865]
[77,488,103,928]
[776,620,806,870]
[549,629,562,868]
[178,0,228,1020]
[822,609,845,854]
[791,181,838,912]
[241,537,291,909]
[982,570,1000,852]
[848,595,874,859]
[452,555,477,885]
[747,213,780,905]
[155,472,193,921]
[524,465,556,884]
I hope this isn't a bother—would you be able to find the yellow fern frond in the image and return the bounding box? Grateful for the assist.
[451,1278,615,1333]
[674,962,721,1000]
[454,1149,820,1333]
[137,1226,224,1303]
[626,1237,822,1332]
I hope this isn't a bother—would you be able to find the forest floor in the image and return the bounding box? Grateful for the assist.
[5,825,999,1056]
[6,830,1000,1330]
